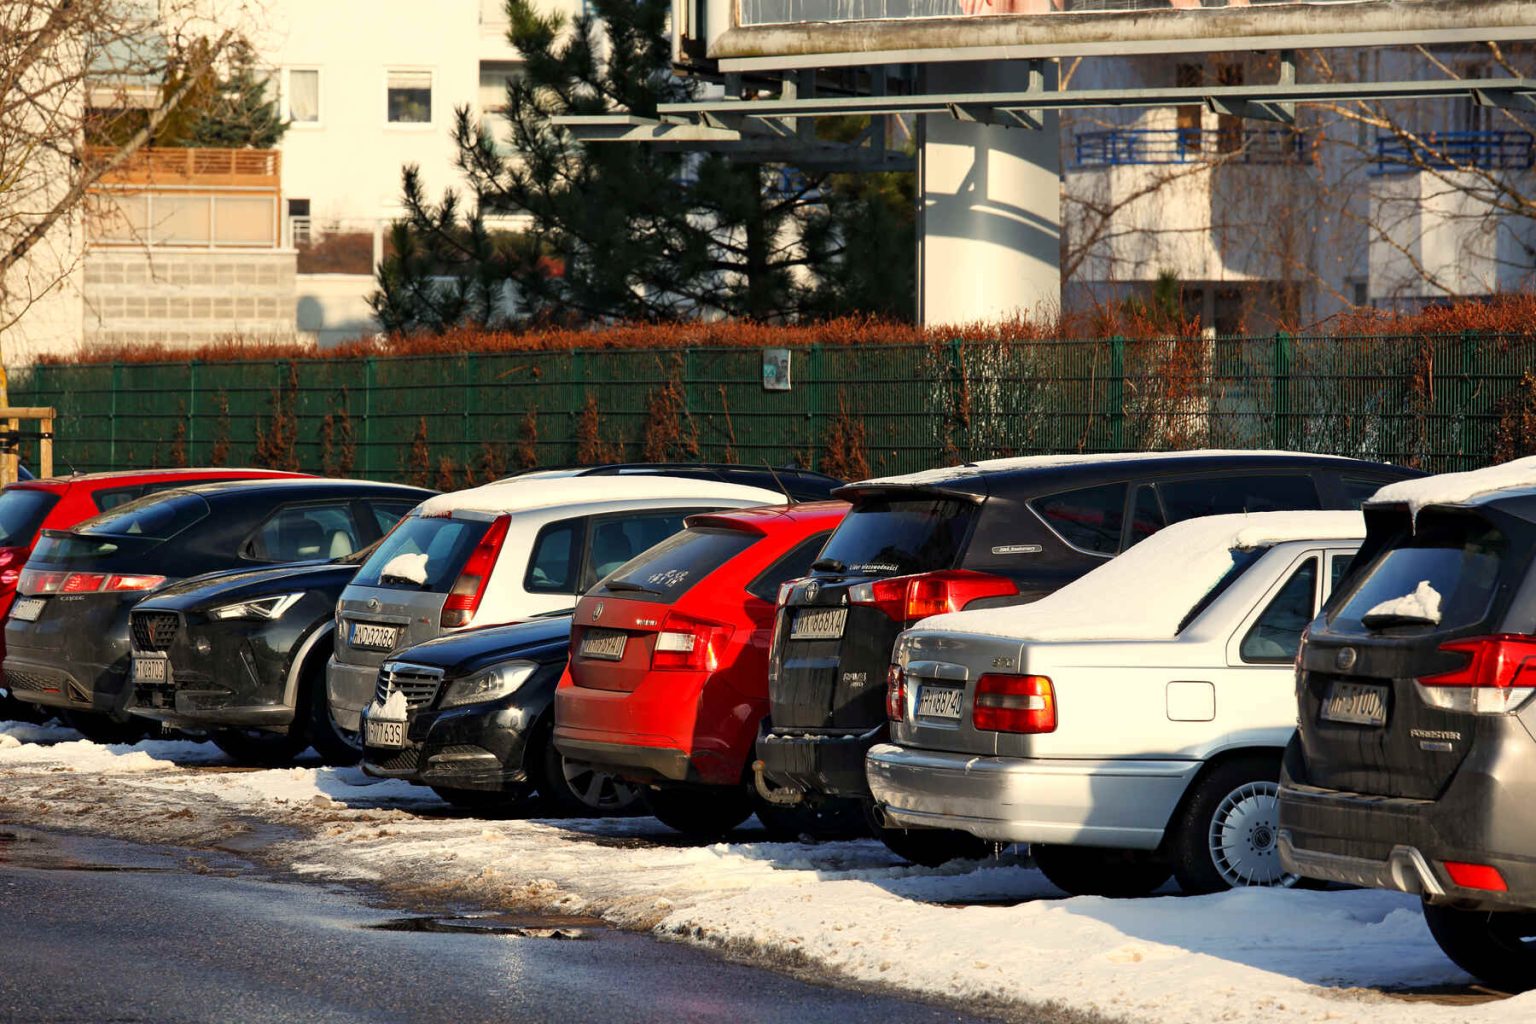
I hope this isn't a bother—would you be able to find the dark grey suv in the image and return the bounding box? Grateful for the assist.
[1279,468,1536,991]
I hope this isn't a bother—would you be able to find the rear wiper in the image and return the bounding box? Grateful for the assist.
[379,572,426,588]
[811,557,846,573]
[1361,611,1438,631]
[604,580,661,595]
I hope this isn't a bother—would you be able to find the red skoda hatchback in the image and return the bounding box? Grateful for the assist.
[555,501,847,837]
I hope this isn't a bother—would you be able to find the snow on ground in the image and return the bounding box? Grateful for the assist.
[1,731,1529,1024]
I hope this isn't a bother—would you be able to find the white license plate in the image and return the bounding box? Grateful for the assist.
[1321,681,1388,727]
[916,685,965,719]
[11,597,44,622]
[351,622,401,650]
[365,717,406,748]
[790,607,847,640]
[580,630,627,661]
[131,656,168,684]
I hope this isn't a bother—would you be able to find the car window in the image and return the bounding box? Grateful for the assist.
[0,488,59,547]
[526,519,581,594]
[248,503,362,562]
[353,515,489,592]
[78,492,210,539]
[1032,482,1128,555]
[1339,475,1390,508]
[819,497,977,577]
[1177,547,1267,633]
[1126,484,1165,548]
[369,501,418,534]
[1240,558,1319,663]
[592,526,758,604]
[1159,475,1321,522]
[581,510,702,590]
[1329,553,1355,591]
[747,531,832,603]
[1330,516,1505,633]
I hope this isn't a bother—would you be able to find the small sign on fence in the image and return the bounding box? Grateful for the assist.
[762,349,791,391]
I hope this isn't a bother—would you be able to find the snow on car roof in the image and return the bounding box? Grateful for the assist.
[413,475,785,518]
[916,510,1365,642]
[1368,455,1536,518]
[855,449,1354,489]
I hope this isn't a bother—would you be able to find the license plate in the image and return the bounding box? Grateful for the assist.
[790,607,847,640]
[351,622,401,650]
[1321,681,1388,726]
[365,717,406,748]
[916,685,965,719]
[580,630,627,661]
[11,597,44,622]
[131,656,169,684]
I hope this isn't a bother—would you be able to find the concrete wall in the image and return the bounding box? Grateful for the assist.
[82,249,297,348]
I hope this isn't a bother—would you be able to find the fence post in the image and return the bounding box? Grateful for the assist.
[109,362,121,468]
[1458,330,1477,470]
[808,343,822,470]
[1272,332,1292,451]
[463,353,476,468]
[187,361,198,462]
[947,338,966,461]
[363,356,375,478]
[1108,336,1125,451]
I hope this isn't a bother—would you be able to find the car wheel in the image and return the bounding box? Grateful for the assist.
[1170,756,1296,894]
[301,659,360,767]
[429,785,531,814]
[60,709,151,745]
[646,785,754,838]
[1032,844,1172,897]
[754,795,868,841]
[532,728,643,816]
[1422,901,1536,992]
[211,728,309,767]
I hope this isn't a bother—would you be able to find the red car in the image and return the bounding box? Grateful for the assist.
[0,468,307,722]
[555,501,848,837]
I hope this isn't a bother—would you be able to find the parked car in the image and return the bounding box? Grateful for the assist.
[357,615,632,812]
[1278,459,1536,991]
[3,478,429,742]
[337,475,787,752]
[0,467,307,722]
[760,451,1420,852]
[867,510,1364,883]
[511,463,842,502]
[556,502,849,838]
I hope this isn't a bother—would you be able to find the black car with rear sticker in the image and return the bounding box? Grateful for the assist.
[757,451,1420,854]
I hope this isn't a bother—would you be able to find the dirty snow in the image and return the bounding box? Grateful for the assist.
[1365,580,1443,625]
[0,728,1527,1024]
[1371,455,1536,518]
[379,552,430,585]
[415,476,785,519]
[369,686,408,721]
[857,449,1354,489]
[919,510,1365,641]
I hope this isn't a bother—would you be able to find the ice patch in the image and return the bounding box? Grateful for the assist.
[1365,580,1442,625]
[379,552,429,585]
[1370,455,1536,518]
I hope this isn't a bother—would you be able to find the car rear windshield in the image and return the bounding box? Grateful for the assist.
[77,492,211,540]
[590,526,757,603]
[1329,516,1506,634]
[0,488,59,548]
[816,495,976,577]
[351,515,489,593]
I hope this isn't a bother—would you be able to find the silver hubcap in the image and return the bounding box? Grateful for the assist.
[560,757,641,812]
[1207,780,1296,888]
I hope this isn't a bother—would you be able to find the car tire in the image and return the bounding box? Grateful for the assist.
[645,786,753,838]
[1032,844,1172,897]
[754,795,868,841]
[60,709,151,745]
[300,657,360,767]
[1169,755,1296,894]
[429,785,531,814]
[1422,901,1536,992]
[211,728,309,766]
[532,725,643,817]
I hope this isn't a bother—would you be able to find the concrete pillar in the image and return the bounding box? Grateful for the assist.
[918,62,1061,327]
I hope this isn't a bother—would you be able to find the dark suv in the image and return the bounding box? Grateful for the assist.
[758,452,1421,828]
[1279,473,1536,991]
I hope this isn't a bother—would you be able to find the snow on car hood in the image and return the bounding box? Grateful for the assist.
[1369,455,1536,519]
[414,476,785,518]
[917,510,1365,642]
[855,449,1352,489]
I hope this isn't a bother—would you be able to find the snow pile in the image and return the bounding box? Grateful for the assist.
[0,719,81,746]
[368,686,408,721]
[919,510,1365,641]
[1365,580,1443,625]
[1371,455,1536,517]
[858,449,1352,489]
[379,552,429,585]
[415,476,785,518]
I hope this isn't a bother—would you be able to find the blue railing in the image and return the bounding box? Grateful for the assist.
[1371,131,1536,176]
[1072,127,1307,168]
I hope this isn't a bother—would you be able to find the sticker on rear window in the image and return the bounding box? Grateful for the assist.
[992,544,1043,555]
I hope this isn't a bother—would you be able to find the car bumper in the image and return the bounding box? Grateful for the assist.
[1,653,130,717]
[756,723,886,798]
[865,743,1199,849]
[326,657,377,733]
[361,696,546,792]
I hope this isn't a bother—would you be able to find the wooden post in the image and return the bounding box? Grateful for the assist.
[0,408,59,485]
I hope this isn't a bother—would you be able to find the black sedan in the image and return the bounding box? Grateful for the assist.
[360,615,639,815]
[4,478,432,742]
[123,548,379,765]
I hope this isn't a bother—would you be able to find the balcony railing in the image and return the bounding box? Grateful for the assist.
[1072,128,1307,168]
[1371,131,1535,176]
[86,146,281,188]
[85,147,282,249]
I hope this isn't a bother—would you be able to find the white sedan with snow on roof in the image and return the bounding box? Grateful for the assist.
[866,511,1366,896]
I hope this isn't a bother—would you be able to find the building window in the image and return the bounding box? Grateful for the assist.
[387,70,433,124]
[286,68,319,123]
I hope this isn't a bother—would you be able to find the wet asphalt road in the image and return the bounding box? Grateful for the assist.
[0,828,991,1024]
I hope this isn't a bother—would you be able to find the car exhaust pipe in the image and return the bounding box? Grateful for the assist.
[752,760,803,805]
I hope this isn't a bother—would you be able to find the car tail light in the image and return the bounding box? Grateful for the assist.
[105,574,167,592]
[847,570,1018,623]
[651,612,735,672]
[1443,861,1508,892]
[19,569,66,595]
[441,514,510,628]
[973,674,1056,734]
[1416,634,1536,715]
[886,664,906,721]
[17,569,165,596]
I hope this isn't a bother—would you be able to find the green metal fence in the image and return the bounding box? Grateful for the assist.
[11,333,1536,481]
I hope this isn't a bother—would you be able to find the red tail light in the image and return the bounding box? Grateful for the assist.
[973,674,1056,734]
[651,612,735,672]
[1417,634,1536,715]
[441,514,511,628]
[886,664,906,721]
[1443,861,1508,892]
[18,569,165,596]
[847,570,1018,623]
[0,546,29,588]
